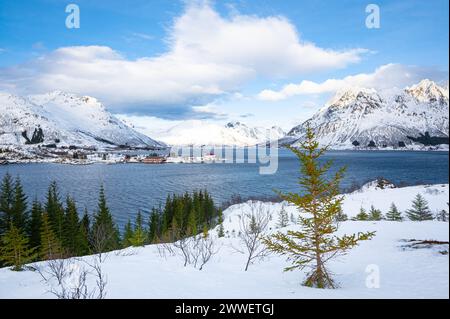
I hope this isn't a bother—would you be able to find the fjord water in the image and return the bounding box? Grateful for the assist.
[0,150,448,226]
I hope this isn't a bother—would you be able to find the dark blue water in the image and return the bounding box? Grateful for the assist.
[0,150,448,226]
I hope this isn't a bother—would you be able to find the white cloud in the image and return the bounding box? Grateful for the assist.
[0,2,365,112]
[258,64,448,101]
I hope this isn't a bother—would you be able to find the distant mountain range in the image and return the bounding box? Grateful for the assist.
[1,79,448,152]
[283,79,449,149]
[152,120,285,146]
[0,91,164,149]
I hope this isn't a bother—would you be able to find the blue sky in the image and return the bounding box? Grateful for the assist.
[0,0,448,130]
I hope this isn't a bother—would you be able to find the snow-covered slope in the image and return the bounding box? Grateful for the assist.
[0,183,448,298]
[155,120,285,146]
[286,80,449,149]
[0,91,164,148]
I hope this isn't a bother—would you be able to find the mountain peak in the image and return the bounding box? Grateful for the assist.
[405,79,448,103]
[325,87,378,108]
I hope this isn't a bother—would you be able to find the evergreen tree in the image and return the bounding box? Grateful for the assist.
[122,219,134,248]
[217,209,225,238]
[386,203,402,221]
[130,211,146,247]
[263,125,375,289]
[202,223,209,239]
[78,209,91,255]
[45,182,65,243]
[406,194,434,221]
[0,173,14,235]
[186,207,198,236]
[334,207,348,222]
[436,209,449,222]
[368,205,384,221]
[11,177,28,231]
[355,207,369,221]
[40,212,63,260]
[276,205,289,228]
[147,208,160,243]
[62,197,85,256]
[0,223,37,271]
[91,186,120,252]
[28,199,43,248]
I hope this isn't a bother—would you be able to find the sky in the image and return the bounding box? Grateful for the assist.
[0,0,448,133]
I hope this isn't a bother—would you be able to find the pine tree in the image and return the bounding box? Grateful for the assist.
[263,125,375,289]
[334,207,348,222]
[217,209,225,238]
[187,207,198,236]
[0,173,14,235]
[40,212,63,260]
[202,223,209,239]
[11,177,28,231]
[147,208,160,243]
[45,182,65,244]
[355,207,369,221]
[368,205,383,221]
[436,209,449,222]
[62,197,85,256]
[91,186,120,252]
[0,223,37,271]
[406,194,434,221]
[130,211,146,247]
[28,199,43,248]
[122,219,134,248]
[386,203,402,221]
[276,205,289,228]
[78,209,91,255]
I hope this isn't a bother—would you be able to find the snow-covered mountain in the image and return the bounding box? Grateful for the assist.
[154,120,285,146]
[285,80,449,149]
[0,91,164,148]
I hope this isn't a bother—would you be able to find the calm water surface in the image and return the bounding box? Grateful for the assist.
[0,150,448,226]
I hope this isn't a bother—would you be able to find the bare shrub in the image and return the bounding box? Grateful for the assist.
[36,255,107,299]
[233,201,271,271]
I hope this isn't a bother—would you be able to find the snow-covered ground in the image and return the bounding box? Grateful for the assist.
[0,183,448,299]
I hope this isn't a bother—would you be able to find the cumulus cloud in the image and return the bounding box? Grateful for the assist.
[257,64,449,101]
[0,2,365,114]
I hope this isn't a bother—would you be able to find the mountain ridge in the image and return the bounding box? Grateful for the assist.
[0,91,165,149]
[285,79,449,149]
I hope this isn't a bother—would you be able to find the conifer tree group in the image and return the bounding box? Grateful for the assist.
[0,173,221,270]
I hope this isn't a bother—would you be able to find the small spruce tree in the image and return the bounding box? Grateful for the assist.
[28,199,43,248]
[406,194,433,221]
[40,212,63,260]
[276,205,290,228]
[0,223,37,271]
[263,125,375,289]
[130,211,146,247]
[355,207,369,221]
[368,205,384,221]
[11,177,28,231]
[0,173,14,235]
[386,203,402,221]
[91,186,120,252]
[122,219,134,248]
[217,209,225,238]
[334,207,348,222]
